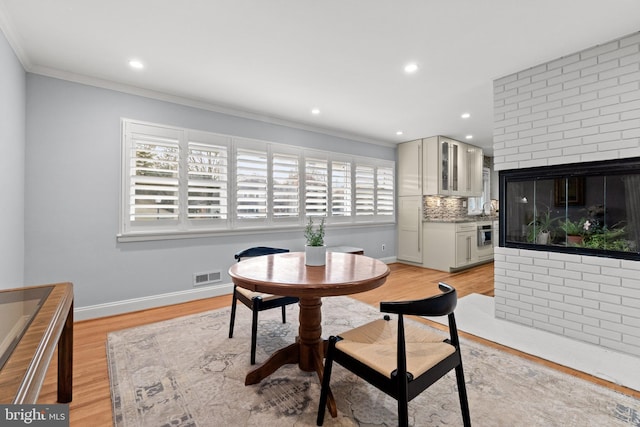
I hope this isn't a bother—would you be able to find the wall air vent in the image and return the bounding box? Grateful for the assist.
[193,271,222,287]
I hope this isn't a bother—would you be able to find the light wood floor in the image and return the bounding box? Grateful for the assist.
[37,262,639,425]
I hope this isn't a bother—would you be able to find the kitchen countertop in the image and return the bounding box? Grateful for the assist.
[424,216,499,223]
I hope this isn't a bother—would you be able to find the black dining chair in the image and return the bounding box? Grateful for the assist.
[228,246,299,365]
[317,282,471,426]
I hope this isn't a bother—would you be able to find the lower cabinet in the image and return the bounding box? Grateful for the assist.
[423,222,490,272]
[397,196,423,263]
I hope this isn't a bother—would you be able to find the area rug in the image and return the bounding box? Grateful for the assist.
[107,296,640,426]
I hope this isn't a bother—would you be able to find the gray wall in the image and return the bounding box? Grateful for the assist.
[0,29,25,290]
[24,74,396,316]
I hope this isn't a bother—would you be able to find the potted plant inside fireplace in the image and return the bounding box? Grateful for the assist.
[527,208,558,245]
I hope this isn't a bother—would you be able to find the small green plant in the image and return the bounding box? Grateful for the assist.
[558,218,585,236]
[526,208,558,244]
[304,217,325,246]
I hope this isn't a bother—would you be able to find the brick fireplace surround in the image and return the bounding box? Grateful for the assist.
[493,31,640,358]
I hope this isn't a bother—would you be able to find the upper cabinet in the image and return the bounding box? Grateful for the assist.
[419,136,483,197]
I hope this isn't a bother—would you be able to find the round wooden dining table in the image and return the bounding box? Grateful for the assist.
[228,251,390,417]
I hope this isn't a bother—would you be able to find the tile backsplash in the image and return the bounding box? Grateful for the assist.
[423,196,468,220]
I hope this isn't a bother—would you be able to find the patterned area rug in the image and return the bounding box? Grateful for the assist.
[107,296,640,426]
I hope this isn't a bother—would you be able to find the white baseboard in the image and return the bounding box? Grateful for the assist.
[74,282,234,321]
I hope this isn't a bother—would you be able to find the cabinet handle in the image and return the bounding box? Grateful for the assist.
[417,207,421,252]
[467,236,471,260]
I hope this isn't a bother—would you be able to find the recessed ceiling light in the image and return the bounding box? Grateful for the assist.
[404,63,419,74]
[129,60,144,69]
[311,108,320,115]
[461,113,471,119]
[396,131,404,136]
[465,135,473,139]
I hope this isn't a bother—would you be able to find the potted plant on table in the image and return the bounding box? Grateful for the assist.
[527,208,557,245]
[304,217,326,266]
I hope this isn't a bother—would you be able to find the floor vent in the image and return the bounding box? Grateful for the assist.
[193,271,222,287]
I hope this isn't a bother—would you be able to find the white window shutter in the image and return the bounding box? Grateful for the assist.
[236,148,268,219]
[305,158,328,216]
[376,166,395,216]
[187,141,228,219]
[355,165,375,216]
[273,153,299,218]
[331,161,351,216]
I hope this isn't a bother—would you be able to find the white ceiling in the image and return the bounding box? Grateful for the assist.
[1,1,640,154]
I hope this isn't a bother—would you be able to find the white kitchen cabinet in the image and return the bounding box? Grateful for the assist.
[422,136,482,197]
[397,139,422,196]
[397,196,423,263]
[423,222,490,272]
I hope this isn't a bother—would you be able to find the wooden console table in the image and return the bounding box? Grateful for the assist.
[0,282,74,403]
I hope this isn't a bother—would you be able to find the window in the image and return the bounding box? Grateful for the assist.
[120,119,395,240]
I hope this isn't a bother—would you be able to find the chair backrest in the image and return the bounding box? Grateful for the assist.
[379,282,457,317]
[234,246,289,262]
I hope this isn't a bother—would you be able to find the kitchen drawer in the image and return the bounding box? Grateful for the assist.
[455,222,477,232]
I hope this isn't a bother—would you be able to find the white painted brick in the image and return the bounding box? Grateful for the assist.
[581,150,620,162]
[548,316,582,331]
[495,104,519,116]
[620,89,640,103]
[494,87,518,102]
[577,76,618,94]
[600,118,640,132]
[581,113,621,127]
[619,146,640,157]
[531,116,563,129]
[505,152,532,163]
[621,297,640,311]
[531,257,564,269]
[622,277,640,290]
[505,313,533,326]
[624,335,640,347]
[580,59,619,77]
[533,305,564,318]
[601,320,640,339]
[583,272,620,286]
[583,324,622,341]
[547,267,582,280]
[548,104,581,118]
[498,304,519,316]
[599,82,640,99]
[564,143,598,156]
[549,284,583,297]
[582,131,622,144]
[549,87,580,101]
[563,92,599,107]
[582,95,622,111]
[581,40,619,59]
[565,109,600,122]
[519,127,549,139]
[588,256,621,267]
[518,111,547,124]
[532,149,563,160]
[583,307,621,322]
[500,289,523,301]
[563,278,599,292]
[547,53,580,70]
[600,63,639,80]
[549,300,582,315]
[601,266,640,280]
[549,155,582,165]
[622,128,640,139]
[519,96,549,109]
[599,44,640,63]
[547,137,582,149]
[565,329,600,345]
[505,122,533,134]
[532,100,562,114]
[624,316,640,328]
[600,284,640,298]
[519,158,550,168]
[548,252,581,262]
[565,260,600,274]
[600,98,640,114]
[533,273,564,286]
[504,92,533,106]
[518,64,548,79]
[518,80,547,94]
[621,52,640,67]
[584,290,621,304]
[505,269,534,281]
[563,125,600,138]
[565,312,599,328]
[564,74,599,90]
[620,33,640,47]
[510,286,534,296]
[505,76,532,91]
[598,139,638,151]
[548,70,581,85]
[520,294,549,307]
[548,121,580,133]
[531,67,562,82]
[506,107,533,120]
[621,108,640,120]
[520,310,549,324]
[495,310,506,319]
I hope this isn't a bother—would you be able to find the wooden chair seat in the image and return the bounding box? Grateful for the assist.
[234,287,288,303]
[335,319,456,379]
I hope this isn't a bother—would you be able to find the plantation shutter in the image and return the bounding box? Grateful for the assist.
[331,161,351,216]
[305,158,328,216]
[187,141,228,219]
[376,166,394,216]
[236,147,268,219]
[128,124,180,222]
[355,165,375,216]
[273,153,299,218]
